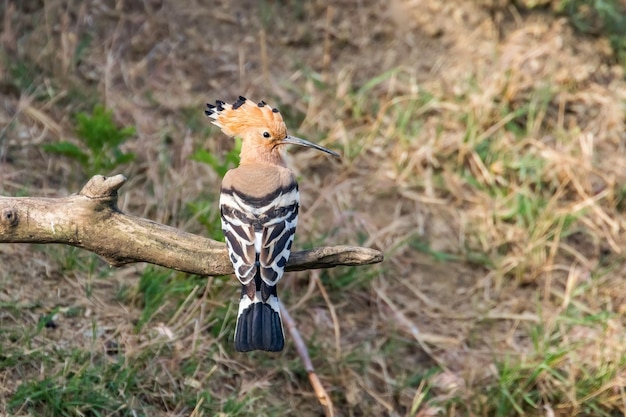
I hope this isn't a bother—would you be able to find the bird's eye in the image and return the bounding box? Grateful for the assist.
[262,131,271,139]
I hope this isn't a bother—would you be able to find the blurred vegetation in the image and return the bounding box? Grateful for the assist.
[189,137,241,239]
[41,105,136,177]
[560,0,626,66]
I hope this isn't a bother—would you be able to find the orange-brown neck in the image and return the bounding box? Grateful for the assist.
[239,141,287,167]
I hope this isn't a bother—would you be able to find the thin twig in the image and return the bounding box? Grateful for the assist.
[280,302,335,417]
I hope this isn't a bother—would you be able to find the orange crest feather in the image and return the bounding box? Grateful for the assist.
[205,96,287,140]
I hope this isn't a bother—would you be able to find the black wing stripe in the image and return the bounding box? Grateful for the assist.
[265,225,283,246]
[229,222,250,242]
[222,184,298,208]
[268,230,294,266]
[276,256,287,268]
[260,267,279,285]
[223,229,246,259]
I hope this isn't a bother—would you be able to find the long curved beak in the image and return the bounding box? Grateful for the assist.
[281,135,340,158]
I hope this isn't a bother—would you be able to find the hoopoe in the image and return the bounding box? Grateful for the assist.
[205,96,339,352]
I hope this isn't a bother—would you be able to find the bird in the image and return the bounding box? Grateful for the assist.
[205,96,339,352]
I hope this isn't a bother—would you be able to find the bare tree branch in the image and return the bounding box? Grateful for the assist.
[0,174,383,275]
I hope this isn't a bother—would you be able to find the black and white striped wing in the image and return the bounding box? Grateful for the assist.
[258,200,298,298]
[220,186,299,296]
[220,200,257,286]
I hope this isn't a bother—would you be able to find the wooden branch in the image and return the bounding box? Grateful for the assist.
[0,175,383,275]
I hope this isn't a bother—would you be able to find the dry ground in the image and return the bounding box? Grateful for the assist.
[1,0,626,416]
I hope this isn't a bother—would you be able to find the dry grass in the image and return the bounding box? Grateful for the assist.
[1,0,626,416]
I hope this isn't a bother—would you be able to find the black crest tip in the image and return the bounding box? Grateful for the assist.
[257,100,267,107]
[272,108,279,113]
[232,95,247,110]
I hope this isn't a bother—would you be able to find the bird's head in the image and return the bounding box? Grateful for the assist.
[205,96,339,163]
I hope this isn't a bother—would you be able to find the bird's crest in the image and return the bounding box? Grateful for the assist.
[205,96,287,141]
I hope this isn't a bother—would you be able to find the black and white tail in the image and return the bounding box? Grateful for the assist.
[234,282,284,352]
